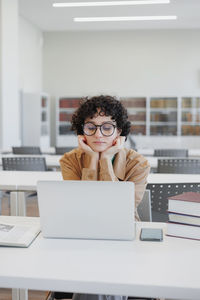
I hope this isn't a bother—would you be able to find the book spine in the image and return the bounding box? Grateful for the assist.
[166,234,200,241]
[167,221,200,228]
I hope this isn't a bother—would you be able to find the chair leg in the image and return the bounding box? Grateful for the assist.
[0,191,2,214]
[45,291,55,300]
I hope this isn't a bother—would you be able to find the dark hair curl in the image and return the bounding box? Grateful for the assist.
[71,95,131,140]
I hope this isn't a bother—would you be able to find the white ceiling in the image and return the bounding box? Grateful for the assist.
[19,0,200,31]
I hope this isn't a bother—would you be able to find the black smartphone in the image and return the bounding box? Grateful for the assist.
[140,228,163,242]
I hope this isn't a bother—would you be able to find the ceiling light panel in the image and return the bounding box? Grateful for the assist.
[74,15,177,22]
[53,1,170,8]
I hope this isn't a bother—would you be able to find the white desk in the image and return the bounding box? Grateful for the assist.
[148,173,200,184]
[44,155,61,168]
[0,171,200,216]
[0,147,56,155]
[0,171,62,216]
[138,148,200,157]
[0,220,200,300]
[137,149,154,156]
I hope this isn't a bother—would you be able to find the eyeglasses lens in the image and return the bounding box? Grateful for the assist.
[83,123,115,136]
[101,123,114,136]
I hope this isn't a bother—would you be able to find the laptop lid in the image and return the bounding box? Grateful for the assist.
[37,180,135,241]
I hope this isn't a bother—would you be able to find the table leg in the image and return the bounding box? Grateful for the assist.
[12,288,20,300]
[12,288,28,300]
[18,192,26,216]
[10,194,28,300]
[10,192,18,216]
[19,288,28,300]
[10,191,26,216]
[0,191,2,214]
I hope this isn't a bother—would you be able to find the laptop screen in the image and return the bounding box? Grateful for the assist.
[37,180,135,241]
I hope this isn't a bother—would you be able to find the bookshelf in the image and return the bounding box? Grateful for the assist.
[21,92,50,148]
[149,97,178,136]
[121,96,200,137]
[55,96,200,148]
[181,97,200,136]
[120,97,147,135]
[56,97,81,146]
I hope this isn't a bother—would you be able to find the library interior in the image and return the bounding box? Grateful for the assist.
[0,1,200,300]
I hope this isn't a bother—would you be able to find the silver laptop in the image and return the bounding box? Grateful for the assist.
[37,180,135,241]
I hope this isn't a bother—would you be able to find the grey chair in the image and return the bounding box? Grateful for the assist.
[157,158,200,174]
[2,156,47,171]
[137,190,152,222]
[146,182,200,222]
[154,149,188,157]
[128,135,137,151]
[55,147,74,155]
[12,146,41,155]
[46,292,73,300]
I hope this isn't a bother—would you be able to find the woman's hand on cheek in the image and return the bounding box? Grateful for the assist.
[78,135,99,159]
[101,136,125,160]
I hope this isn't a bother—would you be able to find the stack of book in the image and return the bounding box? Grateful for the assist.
[166,192,200,241]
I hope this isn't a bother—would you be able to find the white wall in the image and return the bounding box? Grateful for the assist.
[18,16,44,147]
[19,16,43,93]
[0,0,20,149]
[43,29,200,146]
[43,30,200,96]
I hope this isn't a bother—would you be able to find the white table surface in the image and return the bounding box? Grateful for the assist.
[44,155,61,167]
[0,171,199,217]
[148,173,200,184]
[0,171,62,191]
[137,149,154,156]
[138,148,200,157]
[0,171,200,192]
[0,171,62,216]
[0,220,199,300]
[0,147,56,155]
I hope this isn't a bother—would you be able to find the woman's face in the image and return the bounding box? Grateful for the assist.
[83,113,121,153]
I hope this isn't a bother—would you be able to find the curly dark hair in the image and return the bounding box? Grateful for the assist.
[71,95,131,139]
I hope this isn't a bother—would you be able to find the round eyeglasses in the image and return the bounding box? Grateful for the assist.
[83,122,116,137]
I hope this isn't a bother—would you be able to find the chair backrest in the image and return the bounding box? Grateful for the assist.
[12,146,41,155]
[55,147,74,155]
[2,157,47,171]
[157,158,200,174]
[127,135,137,151]
[147,182,200,222]
[154,149,188,157]
[137,190,152,222]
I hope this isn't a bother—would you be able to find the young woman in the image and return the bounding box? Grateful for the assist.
[60,95,150,220]
[60,95,150,300]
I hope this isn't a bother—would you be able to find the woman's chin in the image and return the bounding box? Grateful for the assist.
[91,145,108,153]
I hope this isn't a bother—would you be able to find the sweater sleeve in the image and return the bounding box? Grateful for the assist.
[125,152,150,219]
[60,152,97,181]
[99,157,119,181]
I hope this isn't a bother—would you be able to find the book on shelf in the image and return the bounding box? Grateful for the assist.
[167,222,200,241]
[168,192,200,217]
[0,216,40,247]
